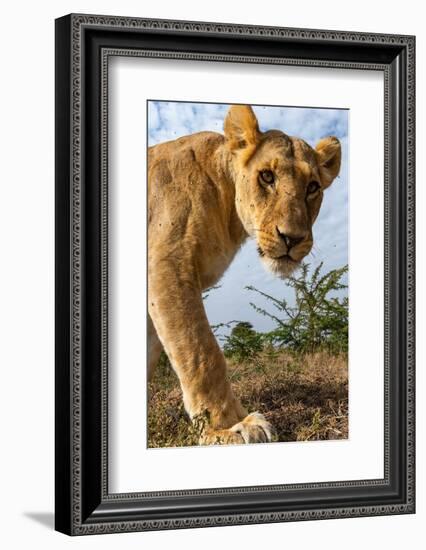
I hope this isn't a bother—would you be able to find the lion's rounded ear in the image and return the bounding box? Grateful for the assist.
[224,105,260,161]
[315,136,341,188]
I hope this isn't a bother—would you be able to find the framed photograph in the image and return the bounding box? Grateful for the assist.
[55,14,415,535]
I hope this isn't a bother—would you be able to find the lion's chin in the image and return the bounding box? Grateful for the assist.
[259,254,299,279]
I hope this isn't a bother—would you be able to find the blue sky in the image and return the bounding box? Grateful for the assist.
[148,101,349,337]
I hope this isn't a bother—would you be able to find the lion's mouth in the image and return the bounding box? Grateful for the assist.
[257,246,300,278]
[257,247,297,263]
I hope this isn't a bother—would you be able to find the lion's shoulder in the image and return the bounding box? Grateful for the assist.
[148,131,225,196]
[148,131,223,163]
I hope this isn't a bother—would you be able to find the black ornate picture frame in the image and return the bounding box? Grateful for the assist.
[55,13,415,535]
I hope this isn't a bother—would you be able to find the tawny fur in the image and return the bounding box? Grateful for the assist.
[148,105,341,445]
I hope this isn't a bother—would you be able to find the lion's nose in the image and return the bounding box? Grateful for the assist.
[276,227,305,250]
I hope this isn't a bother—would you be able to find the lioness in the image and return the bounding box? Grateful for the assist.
[148,104,341,445]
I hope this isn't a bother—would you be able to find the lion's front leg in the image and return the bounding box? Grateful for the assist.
[148,265,273,445]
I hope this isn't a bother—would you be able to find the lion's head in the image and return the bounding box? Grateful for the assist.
[224,105,341,277]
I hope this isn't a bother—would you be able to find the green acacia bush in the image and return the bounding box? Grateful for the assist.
[223,321,264,361]
[247,262,348,354]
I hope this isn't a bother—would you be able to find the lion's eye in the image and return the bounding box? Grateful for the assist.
[307,181,320,195]
[259,170,275,185]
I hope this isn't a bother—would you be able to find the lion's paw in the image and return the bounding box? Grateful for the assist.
[200,412,273,445]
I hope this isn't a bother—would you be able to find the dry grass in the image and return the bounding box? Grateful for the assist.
[148,350,348,448]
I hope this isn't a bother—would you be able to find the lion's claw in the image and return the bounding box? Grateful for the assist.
[230,412,273,443]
